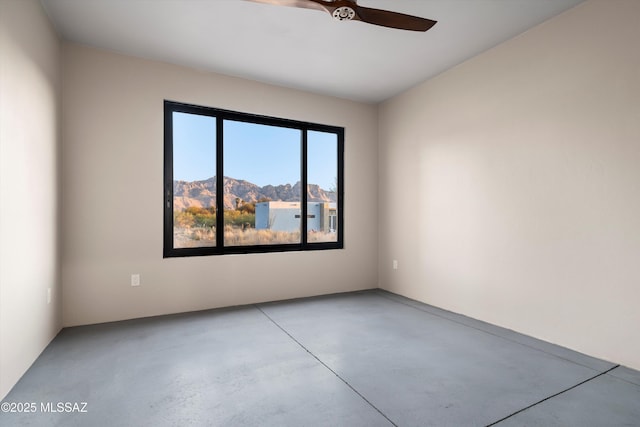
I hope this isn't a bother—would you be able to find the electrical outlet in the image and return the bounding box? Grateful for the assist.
[47,288,51,304]
[393,260,398,270]
[131,274,140,287]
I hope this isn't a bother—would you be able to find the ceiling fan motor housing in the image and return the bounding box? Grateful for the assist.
[332,6,355,21]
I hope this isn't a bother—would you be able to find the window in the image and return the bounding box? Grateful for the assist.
[164,100,344,257]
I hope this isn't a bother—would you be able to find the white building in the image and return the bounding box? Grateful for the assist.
[255,201,337,233]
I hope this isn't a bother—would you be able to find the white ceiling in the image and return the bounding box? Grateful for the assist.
[41,0,585,103]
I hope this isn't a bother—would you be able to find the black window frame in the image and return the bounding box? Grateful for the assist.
[164,100,344,258]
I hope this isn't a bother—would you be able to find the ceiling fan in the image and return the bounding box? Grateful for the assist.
[245,0,437,32]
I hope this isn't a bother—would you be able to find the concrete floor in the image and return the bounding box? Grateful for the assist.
[1,290,639,426]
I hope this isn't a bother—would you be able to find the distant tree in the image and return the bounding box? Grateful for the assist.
[174,211,195,228]
[236,213,255,228]
[239,202,255,214]
[329,176,337,193]
[223,209,255,228]
[185,206,207,216]
[224,209,239,222]
[195,214,215,228]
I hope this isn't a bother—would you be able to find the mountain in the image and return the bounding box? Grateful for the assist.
[173,177,336,211]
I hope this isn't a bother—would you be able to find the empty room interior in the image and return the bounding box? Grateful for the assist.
[1,0,639,425]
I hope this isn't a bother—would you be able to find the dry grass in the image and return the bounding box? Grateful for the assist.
[173,227,215,248]
[174,226,337,248]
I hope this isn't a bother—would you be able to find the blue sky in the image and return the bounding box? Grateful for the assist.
[172,112,337,190]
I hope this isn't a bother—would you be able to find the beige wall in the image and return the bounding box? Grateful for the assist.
[379,0,640,370]
[61,44,378,326]
[0,0,62,400]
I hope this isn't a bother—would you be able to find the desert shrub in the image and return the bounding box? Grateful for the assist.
[185,206,206,216]
[224,210,240,223]
[189,228,215,243]
[236,213,255,227]
[174,211,195,228]
[223,210,255,227]
[238,202,255,214]
[175,206,216,229]
[194,214,215,228]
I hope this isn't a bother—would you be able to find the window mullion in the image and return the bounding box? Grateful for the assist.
[301,129,308,247]
[337,130,344,246]
[216,116,224,249]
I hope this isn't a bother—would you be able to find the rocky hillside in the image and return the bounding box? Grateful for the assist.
[173,177,336,211]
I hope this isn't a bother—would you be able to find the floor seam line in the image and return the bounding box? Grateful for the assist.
[253,304,398,427]
[485,364,621,426]
[374,291,607,372]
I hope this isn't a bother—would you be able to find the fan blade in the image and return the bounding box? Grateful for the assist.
[354,5,436,32]
[245,0,437,32]
[243,0,326,13]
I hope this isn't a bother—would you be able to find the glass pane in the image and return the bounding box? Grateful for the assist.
[223,120,301,246]
[172,112,217,248]
[307,130,338,243]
